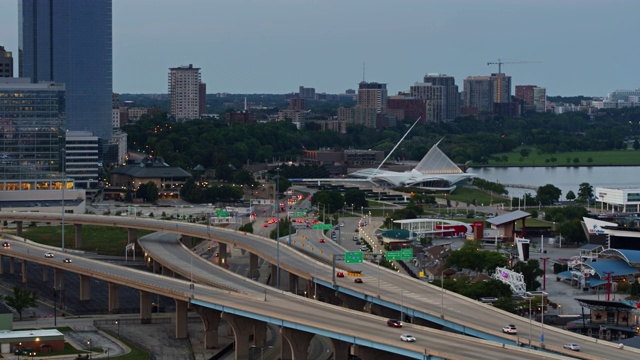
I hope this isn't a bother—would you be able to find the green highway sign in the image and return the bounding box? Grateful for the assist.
[401,248,414,260]
[386,251,401,261]
[345,251,363,264]
[293,211,305,216]
[312,224,333,230]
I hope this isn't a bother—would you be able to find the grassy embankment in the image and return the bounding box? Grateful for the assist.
[471,148,640,167]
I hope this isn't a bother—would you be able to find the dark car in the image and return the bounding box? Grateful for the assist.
[354,278,363,284]
[63,258,72,263]
[387,319,402,328]
[2,242,9,248]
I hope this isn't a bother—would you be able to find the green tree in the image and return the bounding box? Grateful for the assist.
[513,260,544,291]
[144,181,159,203]
[536,184,562,205]
[557,219,587,244]
[4,287,38,320]
[634,139,640,150]
[566,190,576,201]
[577,182,594,203]
[311,191,345,214]
[343,190,369,211]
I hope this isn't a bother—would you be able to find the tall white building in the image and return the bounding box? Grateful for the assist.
[169,64,204,121]
[65,131,100,192]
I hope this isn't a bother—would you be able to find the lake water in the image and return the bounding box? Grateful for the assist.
[468,166,640,198]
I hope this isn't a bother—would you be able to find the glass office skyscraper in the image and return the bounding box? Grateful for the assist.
[0,78,65,187]
[19,0,112,141]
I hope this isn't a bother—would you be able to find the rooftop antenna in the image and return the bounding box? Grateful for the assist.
[244,97,247,111]
[362,62,366,82]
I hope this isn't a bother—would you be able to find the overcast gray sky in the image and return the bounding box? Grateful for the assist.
[1,0,638,96]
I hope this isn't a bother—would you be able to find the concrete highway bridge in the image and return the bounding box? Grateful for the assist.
[0,212,635,360]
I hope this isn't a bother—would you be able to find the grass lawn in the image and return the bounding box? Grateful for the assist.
[436,186,509,206]
[471,148,640,167]
[21,225,153,256]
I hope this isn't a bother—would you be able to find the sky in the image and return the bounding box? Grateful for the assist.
[1,0,639,96]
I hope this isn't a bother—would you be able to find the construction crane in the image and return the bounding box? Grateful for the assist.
[487,59,540,74]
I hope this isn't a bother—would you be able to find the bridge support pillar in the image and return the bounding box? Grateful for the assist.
[337,293,367,311]
[221,313,265,359]
[330,339,352,360]
[108,282,119,313]
[217,243,228,268]
[307,279,317,300]
[15,221,22,237]
[180,235,192,248]
[74,224,83,248]
[353,346,400,360]
[139,290,152,324]
[193,306,221,349]
[288,273,298,294]
[9,257,15,274]
[21,259,27,284]
[248,252,259,279]
[270,263,277,287]
[0,254,3,274]
[79,274,91,301]
[161,265,175,277]
[42,266,48,282]
[53,268,65,290]
[127,228,137,245]
[151,258,159,273]
[175,299,188,339]
[281,327,314,360]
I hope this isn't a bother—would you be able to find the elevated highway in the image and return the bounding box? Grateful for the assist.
[0,212,636,359]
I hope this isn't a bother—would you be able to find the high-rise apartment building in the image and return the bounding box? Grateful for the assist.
[19,0,113,141]
[533,87,547,113]
[410,83,444,123]
[490,73,512,104]
[357,82,387,114]
[299,86,316,100]
[65,131,99,190]
[462,76,492,114]
[423,73,459,121]
[516,85,546,113]
[0,78,65,184]
[169,64,204,121]
[0,46,13,77]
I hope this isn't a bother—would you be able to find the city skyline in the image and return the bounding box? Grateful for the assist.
[1,0,639,96]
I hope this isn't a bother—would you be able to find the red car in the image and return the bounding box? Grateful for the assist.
[336,271,345,278]
[319,239,325,243]
[354,278,363,283]
[387,319,402,328]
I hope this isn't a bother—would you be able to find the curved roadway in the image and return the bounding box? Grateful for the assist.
[0,212,636,359]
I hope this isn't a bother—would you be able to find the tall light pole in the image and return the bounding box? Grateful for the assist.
[275,168,281,289]
[61,148,66,252]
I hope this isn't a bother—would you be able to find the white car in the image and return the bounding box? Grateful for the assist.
[502,324,517,334]
[563,343,580,351]
[44,252,55,258]
[400,334,416,342]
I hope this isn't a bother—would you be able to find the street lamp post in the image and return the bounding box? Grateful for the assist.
[441,271,445,316]
[87,339,92,359]
[61,148,66,252]
[17,342,21,360]
[115,319,120,337]
[275,168,281,289]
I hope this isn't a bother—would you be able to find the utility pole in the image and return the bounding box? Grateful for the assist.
[604,271,614,301]
[541,257,549,291]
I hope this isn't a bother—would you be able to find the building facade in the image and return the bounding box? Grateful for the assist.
[169,64,204,121]
[490,73,511,104]
[19,0,113,141]
[0,46,13,77]
[462,76,492,114]
[357,81,387,114]
[65,131,99,191]
[423,73,459,121]
[0,79,65,184]
[410,83,444,122]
